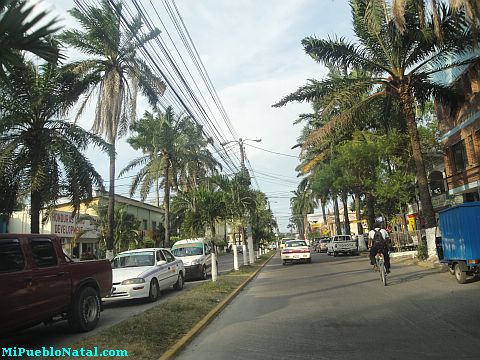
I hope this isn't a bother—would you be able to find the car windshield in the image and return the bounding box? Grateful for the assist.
[171,246,203,257]
[285,240,307,247]
[321,239,330,243]
[112,252,155,268]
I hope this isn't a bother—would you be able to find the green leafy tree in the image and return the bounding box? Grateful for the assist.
[61,0,166,257]
[0,61,109,233]
[275,0,475,227]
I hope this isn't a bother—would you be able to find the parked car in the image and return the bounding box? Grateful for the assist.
[318,238,331,253]
[281,240,311,265]
[0,234,112,335]
[171,238,215,280]
[104,248,184,302]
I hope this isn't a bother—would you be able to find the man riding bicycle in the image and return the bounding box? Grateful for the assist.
[368,221,391,274]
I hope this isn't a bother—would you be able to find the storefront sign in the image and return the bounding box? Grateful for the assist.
[50,211,96,238]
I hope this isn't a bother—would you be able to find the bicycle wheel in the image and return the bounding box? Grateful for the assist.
[380,264,387,286]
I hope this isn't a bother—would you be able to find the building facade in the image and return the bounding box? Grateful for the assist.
[437,61,480,203]
[9,193,164,259]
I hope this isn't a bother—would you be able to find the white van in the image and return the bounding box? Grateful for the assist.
[171,238,214,280]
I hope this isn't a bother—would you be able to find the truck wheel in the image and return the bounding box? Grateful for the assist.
[448,264,455,275]
[454,263,467,284]
[68,287,101,332]
[201,265,208,280]
[148,279,160,302]
[174,272,184,290]
[333,252,337,257]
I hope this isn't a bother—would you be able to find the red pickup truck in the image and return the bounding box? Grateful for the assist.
[0,234,112,335]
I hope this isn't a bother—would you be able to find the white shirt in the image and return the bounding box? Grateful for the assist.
[368,228,389,241]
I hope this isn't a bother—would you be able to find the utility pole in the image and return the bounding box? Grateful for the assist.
[221,137,261,265]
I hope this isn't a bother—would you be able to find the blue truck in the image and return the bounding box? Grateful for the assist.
[436,202,480,284]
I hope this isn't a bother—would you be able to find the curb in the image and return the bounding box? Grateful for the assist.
[158,252,276,360]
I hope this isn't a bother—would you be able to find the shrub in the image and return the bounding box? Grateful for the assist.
[417,240,428,260]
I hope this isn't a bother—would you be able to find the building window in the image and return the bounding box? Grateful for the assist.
[143,220,148,230]
[452,140,468,172]
[152,221,156,230]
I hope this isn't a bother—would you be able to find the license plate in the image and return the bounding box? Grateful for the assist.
[294,255,299,259]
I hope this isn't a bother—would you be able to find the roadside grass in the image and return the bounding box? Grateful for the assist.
[54,252,274,360]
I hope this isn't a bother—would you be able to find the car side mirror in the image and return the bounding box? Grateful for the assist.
[156,260,167,266]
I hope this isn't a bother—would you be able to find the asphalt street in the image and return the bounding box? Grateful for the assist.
[174,251,480,360]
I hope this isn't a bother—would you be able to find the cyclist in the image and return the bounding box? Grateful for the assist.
[368,221,391,273]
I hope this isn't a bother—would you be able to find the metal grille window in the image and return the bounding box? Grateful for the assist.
[452,140,468,172]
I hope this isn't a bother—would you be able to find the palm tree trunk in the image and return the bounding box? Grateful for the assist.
[342,193,351,235]
[355,193,363,235]
[164,157,171,247]
[333,196,342,235]
[366,193,375,230]
[30,190,41,233]
[106,140,116,260]
[321,200,327,225]
[400,87,436,228]
[156,178,160,208]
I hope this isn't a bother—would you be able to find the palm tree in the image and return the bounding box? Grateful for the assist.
[120,107,216,247]
[172,183,225,240]
[0,61,110,233]
[60,0,166,258]
[275,0,476,228]
[290,178,318,239]
[0,0,61,79]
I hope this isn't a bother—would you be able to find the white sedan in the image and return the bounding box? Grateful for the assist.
[281,240,311,265]
[104,248,185,302]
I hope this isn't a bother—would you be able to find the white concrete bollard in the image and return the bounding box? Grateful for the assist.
[211,252,217,282]
[242,244,248,265]
[233,244,239,271]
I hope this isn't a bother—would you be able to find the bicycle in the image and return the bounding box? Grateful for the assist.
[375,250,387,286]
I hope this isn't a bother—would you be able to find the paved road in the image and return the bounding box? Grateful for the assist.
[175,251,480,360]
[0,252,245,350]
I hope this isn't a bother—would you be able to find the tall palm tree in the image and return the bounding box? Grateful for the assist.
[275,0,476,228]
[120,107,213,247]
[0,61,110,233]
[0,0,61,79]
[60,0,166,258]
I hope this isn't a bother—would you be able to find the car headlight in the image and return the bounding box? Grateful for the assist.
[190,259,202,265]
[121,278,145,285]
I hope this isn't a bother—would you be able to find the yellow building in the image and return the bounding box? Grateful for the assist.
[9,193,164,258]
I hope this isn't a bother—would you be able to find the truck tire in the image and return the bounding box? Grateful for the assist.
[448,264,455,275]
[454,263,467,284]
[174,272,184,290]
[68,287,101,332]
[148,279,160,302]
[333,252,337,257]
[201,265,208,280]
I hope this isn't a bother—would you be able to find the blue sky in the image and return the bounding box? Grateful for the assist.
[35,0,354,232]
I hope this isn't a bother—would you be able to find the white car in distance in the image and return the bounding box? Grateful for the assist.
[104,248,185,302]
[281,240,311,265]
